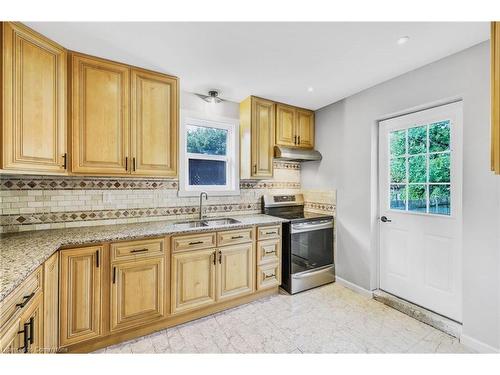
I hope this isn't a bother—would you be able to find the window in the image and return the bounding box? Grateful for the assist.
[389,120,451,215]
[179,116,239,196]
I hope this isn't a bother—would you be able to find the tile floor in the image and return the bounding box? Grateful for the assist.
[95,283,473,354]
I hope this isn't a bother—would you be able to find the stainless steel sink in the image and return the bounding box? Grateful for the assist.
[203,218,241,226]
[173,217,240,229]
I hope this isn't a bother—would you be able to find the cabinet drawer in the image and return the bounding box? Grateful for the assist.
[257,239,280,265]
[0,266,42,329]
[111,238,165,261]
[217,228,253,247]
[172,232,216,253]
[257,263,281,290]
[257,225,281,240]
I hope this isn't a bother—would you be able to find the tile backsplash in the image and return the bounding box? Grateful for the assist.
[0,161,304,233]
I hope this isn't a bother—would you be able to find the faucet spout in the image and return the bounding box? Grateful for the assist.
[199,192,208,220]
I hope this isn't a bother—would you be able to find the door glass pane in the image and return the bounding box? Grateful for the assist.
[429,185,451,215]
[429,121,450,152]
[390,157,406,183]
[408,126,427,155]
[186,125,228,156]
[408,155,426,183]
[429,153,450,183]
[408,185,427,213]
[188,159,226,185]
[390,185,407,210]
[390,130,406,156]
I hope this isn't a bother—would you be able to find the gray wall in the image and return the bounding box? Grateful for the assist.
[302,41,500,350]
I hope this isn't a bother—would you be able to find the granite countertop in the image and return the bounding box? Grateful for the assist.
[0,214,287,302]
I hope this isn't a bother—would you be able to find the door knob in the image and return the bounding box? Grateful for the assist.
[381,216,392,223]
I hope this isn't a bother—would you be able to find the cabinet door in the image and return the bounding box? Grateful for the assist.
[111,257,165,332]
[276,104,296,147]
[70,53,130,174]
[2,22,67,173]
[171,248,216,314]
[296,109,314,148]
[43,252,59,353]
[0,319,20,353]
[131,69,178,176]
[216,243,254,302]
[59,246,103,347]
[251,97,275,177]
[19,292,44,353]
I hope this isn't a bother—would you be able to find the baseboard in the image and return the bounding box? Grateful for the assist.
[460,334,500,353]
[335,276,373,298]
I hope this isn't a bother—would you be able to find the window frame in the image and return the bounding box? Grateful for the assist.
[178,114,240,197]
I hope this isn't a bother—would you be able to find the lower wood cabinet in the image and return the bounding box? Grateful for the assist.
[217,243,254,302]
[59,246,103,347]
[18,292,44,353]
[43,252,59,352]
[111,256,166,332]
[171,248,217,314]
[1,318,20,353]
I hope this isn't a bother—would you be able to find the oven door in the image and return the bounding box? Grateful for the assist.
[290,219,334,275]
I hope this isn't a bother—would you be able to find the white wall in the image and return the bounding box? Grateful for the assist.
[302,41,500,351]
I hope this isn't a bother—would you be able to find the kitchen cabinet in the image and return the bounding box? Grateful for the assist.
[240,96,275,179]
[18,292,44,353]
[276,103,314,149]
[1,22,67,174]
[110,257,166,332]
[171,248,217,314]
[131,69,178,176]
[43,252,59,352]
[59,246,103,347]
[492,21,500,174]
[70,53,179,177]
[216,242,254,302]
[0,319,20,353]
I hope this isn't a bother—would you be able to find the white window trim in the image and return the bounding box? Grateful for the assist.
[178,112,240,197]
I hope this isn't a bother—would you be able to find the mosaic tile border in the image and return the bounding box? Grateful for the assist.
[304,201,336,213]
[0,202,262,227]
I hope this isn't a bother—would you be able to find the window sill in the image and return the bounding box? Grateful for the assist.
[177,189,241,197]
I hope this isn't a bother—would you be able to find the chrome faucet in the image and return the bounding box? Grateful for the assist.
[199,192,208,220]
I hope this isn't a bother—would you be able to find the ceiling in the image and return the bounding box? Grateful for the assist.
[26,22,489,110]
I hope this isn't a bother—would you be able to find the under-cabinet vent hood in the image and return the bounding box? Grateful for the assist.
[273,146,322,162]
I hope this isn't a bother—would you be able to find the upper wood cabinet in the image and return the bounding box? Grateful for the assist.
[70,53,130,175]
[492,22,500,175]
[59,246,103,347]
[276,103,314,149]
[1,22,67,174]
[240,96,275,179]
[70,52,179,177]
[131,69,178,176]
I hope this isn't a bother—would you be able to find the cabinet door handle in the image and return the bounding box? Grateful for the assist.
[218,250,222,264]
[62,153,67,169]
[18,323,30,353]
[294,135,297,145]
[15,292,35,308]
[188,241,203,245]
[125,157,128,171]
[212,251,217,265]
[297,136,300,145]
[96,250,100,268]
[112,267,116,284]
[130,248,148,253]
[28,317,34,345]
[253,164,257,174]
[133,157,136,172]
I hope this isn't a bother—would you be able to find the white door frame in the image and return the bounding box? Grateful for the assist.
[376,100,463,321]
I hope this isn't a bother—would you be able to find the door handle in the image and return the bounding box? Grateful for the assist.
[381,216,392,223]
[218,250,222,264]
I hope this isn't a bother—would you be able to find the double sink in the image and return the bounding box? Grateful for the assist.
[173,217,241,230]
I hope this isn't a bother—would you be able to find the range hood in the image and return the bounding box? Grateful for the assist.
[274,146,322,162]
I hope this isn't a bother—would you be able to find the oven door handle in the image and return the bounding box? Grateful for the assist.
[291,220,333,234]
[292,265,335,279]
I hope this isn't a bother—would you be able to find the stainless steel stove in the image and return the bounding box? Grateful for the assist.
[263,194,335,294]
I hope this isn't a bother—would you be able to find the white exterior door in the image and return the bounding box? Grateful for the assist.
[379,102,463,322]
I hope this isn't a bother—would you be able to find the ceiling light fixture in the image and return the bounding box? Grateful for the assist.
[307,87,314,93]
[397,36,410,45]
[196,90,225,104]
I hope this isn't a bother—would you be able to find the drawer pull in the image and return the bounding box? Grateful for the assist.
[15,292,35,308]
[264,249,276,255]
[130,248,148,253]
[189,240,204,245]
[265,231,277,235]
[264,273,276,279]
[231,235,244,239]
